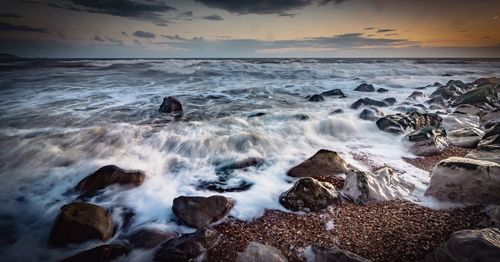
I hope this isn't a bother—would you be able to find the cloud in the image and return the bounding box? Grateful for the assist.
[318,0,350,5]
[106,37,124,44]
[377,28,396,33]
[364,27,374,30]
[133,30,155,38]
[278,13,297,17]
[161,34,189,41]
[385,33,398,36]
[194,0,311,15]
[180,11,193,17]
[93,35,104,42]
[134,39,142,45]
[203,14,224,21]
[121,31,128,36]
[0,13,23,18]
[0,20,49,33]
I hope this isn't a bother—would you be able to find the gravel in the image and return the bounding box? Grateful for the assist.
[403,146,472,172]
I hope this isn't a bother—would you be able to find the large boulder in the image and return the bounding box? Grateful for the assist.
[447,127,484,148]
[49,202,114,246]
[279,178,341,212]
[466,123,500,164]
[172,195,235,228]
[425,228,500,262]
[342,167,414,204]
[429,80,472,101]
[62,245,129,262]
[237,242,287,262]
[355,83,375,92]
[76,165,146,197]
[306,245,371,262]
[159,96,183,114]
[424,157,500,204]
[128,228,179,249]
[442,113,480,131]
[321,89,345,97]
[350,98,388,109]
[406,127,449,156]
[452,84,499,106]
[287,149,350,177]
[154,227,220,261]
[376,112,442,134]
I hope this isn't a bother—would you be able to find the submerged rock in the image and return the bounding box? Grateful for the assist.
[287,149,350,177]
[237,242,287,262]
[382,97,396,106]
[342,167,414,204]
[330,109,344,114]
[76,165,146,197]
[159,96,183,114]
[279,177,341,212]
[216,157,265,173]
[425,228,500,262]
[408,91,424,100]
[128,228,179,249]
[308,94,325,102]
[321,89,345,97]
[377,88,388,93]
[350,98,388,109]
[49,202,114,246]
[424,157,500,204]
[359,108,383,121]
[307,244,371,262]
[154,227,220,261]
[172,195,235,228]
[62,244,129,262]
[406,127,449,156]
[376,112,442,134]
[355,83,375,92]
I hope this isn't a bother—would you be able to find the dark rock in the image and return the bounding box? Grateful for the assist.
[355,83,375,92]
[236,242,287,262]
[442,73,453,77]
[376,112,442,134]
[382,97,396,106]
[407,127,449,156]
[408,91,424,100]
[452,84,499,106]
[430,80,473,101]
[308,94,325,102]
[279,177,341,212]
[248,112,266,118]
[128,228,179,249]
[154,227,220,262]
[425,96,449,107]
[376,88,388,93]
[76,165,146,197]
[198,180,253,193]
[293,114,310,120]
[172,195,235,228]
[216,157,264,173]
[287,149,350,177]
[425,228,500,262]
[330,109,344,115]
[359,108,383,121]
[309,244,371,262]
[62,245,129,262]
[321,89,345,97]
[159,96,183,114]
[473,77,499,86]
[350,98,388,109]
[49,202,114,246]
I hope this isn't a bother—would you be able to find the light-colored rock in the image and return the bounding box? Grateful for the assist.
[424,157,500,204]
[237,242,287,262]
[342,167,414,204]
[466,147,500,165]
[407,127,449,156]
[442,113,480,132]
[279,178,341,212]
[447,127,484,148]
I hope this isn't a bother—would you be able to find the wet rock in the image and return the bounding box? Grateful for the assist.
[350,98,388,109]
[279,177,341,212]
[237,242,287,262]
[424,157,500,204]
[49,202,114,246]
[128,228,179,249]
[425,96,449,107]
[330,109,344,114]
[408,91,424,100]
[406,127,449,156]
[483,206,500,228]
[452,84,499,106]
[76,165,146,197]
[448,127,484,148]
[307,244,371,262]
[359,108,383,121]
[376,112,442,134]
[293,114,310,120]
[159,96,183,114]
[482,109,500,124]
[442,113,480,132]
[425,228,500,262]
[287,149,350,178]
[442,73,453,77]
[308,94,325,102]
[172,195,235,228]
[321,89,345,97]
[430,80,473,100]
[382,97,396,106]
[62,244,129,262]
[454,104,486,117]
[376,88,388,93]
[466,123,500,164]
[248,112,266,118]
[198,180,253,193]
[154,227,220,262]
[473,77,499,86]
[216,157,265,173]
[342,167,414,204]
[355,83,375,92]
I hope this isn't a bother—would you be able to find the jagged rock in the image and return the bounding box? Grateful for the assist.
[408,91,424,100]
[154,228,220,261]
[279,178,341,212]
[76,165,146,197]
[128,228,179,249]
[424,157,500,204]
[321,89,345,97]
[377,88,388,93]
[306,244,371,262]
[359,108,383,121]
[237,242,287,262]
[376,112,442,134]
[287,149,350,177]
[355,83,375,92]
[350,98,388,109]
[342,167,414,204]
[382,97,396,106]
[308,94,325,102]
[448,127,484,148]
[425,228,500,262]
[49,202,114,246]
[62,245,129,262]
[172,195,235,228]
[159,96,183,114]
[406,127,449,156]
[430,80,473,100]
[452,84,499,106]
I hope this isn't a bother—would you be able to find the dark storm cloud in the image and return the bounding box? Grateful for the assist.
[0,13,23,18]
[318,0,350,5]
[0,20,49,33]
[180,11,194,17]
[203,14,224,21]
[278,13,297,17]
[133,30,156,38]
[93,35,104,42]
[377,29,396,33]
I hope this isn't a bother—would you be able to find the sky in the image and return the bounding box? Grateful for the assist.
[0,0,499,58]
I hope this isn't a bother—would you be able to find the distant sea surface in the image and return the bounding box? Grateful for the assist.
[0,58,499,260]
